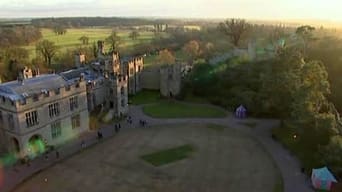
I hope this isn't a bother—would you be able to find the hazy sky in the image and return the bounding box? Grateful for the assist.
[0,0,341,21]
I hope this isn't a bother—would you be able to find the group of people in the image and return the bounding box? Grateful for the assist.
[139,120,148,127]
[114,123,121,133]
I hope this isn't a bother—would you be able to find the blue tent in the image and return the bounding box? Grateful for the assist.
[235,105,247,118]
[311,167,338,191]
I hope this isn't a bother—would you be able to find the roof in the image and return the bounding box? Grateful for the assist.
[312,167,337,182]
[60,68,98,82]
[0,74,69,101]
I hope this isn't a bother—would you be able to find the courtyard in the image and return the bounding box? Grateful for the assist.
[13,123,278,192]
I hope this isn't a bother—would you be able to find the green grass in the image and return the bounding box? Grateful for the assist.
[129,90,161,105]
[272,127,319,173]
[206,124,225,132]
[143,101,226,118]
[141,144,195,166]
[23,28,159,59]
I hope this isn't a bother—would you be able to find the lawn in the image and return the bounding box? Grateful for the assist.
[143,101,227,118]
[129,89,161,105]
[141,144,195,166]
[23,28,158,59]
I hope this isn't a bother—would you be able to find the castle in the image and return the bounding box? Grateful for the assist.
[0,41,190,159]
[0,41,144,158]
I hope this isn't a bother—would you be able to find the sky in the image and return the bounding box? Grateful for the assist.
[0,0,341,21]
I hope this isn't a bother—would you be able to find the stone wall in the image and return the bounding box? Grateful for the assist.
[160,64,182,97]
[140,67,160,90]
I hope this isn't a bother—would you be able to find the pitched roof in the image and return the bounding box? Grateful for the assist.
[0,74,69,101]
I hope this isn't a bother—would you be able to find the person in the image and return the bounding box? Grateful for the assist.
[118,123,121,130]
[97,131,102,140]
[56,151,60,159]
[81,140,86,148]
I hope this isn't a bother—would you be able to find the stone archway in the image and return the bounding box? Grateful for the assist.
[28,135,45,156]
[10,137,20,153]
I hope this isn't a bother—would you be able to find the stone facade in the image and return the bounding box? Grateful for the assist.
[121,56,144,95]
[160,63,190,97]
[0,74,89,158]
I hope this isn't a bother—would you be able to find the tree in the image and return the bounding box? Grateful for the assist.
[129,30,140,40]
[79,36,89,45]
[0,47,29,81]
[36,40,58,66]
[157,49,175,65]
[218,19,250,47]
[106,31,121,51]
[296,25,315,57]
[53,26,67,35]
[183,40,201,65]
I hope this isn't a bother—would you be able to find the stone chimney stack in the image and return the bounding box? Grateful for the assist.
[75,52,86,68]
[97,40,105,56]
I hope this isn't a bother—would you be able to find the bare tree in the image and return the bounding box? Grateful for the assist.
[183,40,201,65]
[218,19,250,47]
[129,30,140,40]
[79,36,89,45]
[36,40,58,66]
[296,25,315,57]
[106,31,121,51]
[158,49,175,65]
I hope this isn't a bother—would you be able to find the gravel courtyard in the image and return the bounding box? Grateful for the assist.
[13,123,278,192]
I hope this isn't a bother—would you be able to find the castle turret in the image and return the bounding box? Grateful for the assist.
[97,41,105,56]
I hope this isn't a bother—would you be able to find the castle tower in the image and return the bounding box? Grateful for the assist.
[75,53,86,68]
[97,40,105,56]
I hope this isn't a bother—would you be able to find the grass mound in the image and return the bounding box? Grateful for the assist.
[143,101,226,118]
[141,144,195,166]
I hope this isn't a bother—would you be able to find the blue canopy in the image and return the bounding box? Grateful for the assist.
[312,167,337,183]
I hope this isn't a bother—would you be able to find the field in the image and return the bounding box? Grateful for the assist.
[23,28,158,58]
[13,124,278,192]
[143,101,227,118]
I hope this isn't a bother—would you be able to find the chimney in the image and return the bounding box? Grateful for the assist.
[97,41,105,56]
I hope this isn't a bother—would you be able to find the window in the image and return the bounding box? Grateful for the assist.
[48,102,60,118]
[25,111,38,127]
[70,96,78,111]
[75,82,80,88]
[121,87,125,95]
[8,114,14,130]
[130,68,134,75]
[51,121,62,139]
[71,114,80,129]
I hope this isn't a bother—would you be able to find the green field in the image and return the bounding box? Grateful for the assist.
[141,144,195,166]
[143,101,227,118]
[24,28,158,58]
[129,89,161,105]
